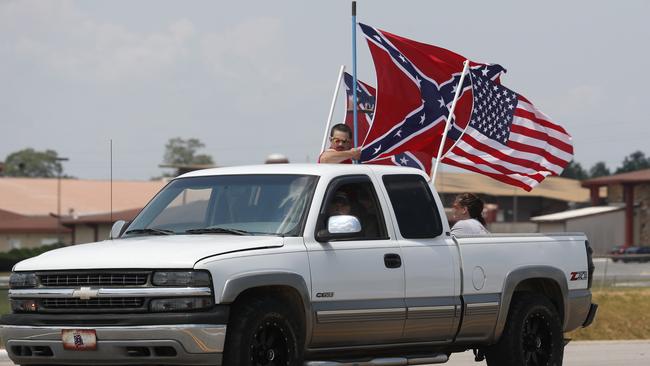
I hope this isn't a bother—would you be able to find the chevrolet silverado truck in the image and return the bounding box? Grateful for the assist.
[1,164,597,366]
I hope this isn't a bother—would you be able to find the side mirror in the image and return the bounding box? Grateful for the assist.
[316,215,362,242]
[110,220,129,239]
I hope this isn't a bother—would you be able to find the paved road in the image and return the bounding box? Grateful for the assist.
[1,341,648,365]
[592,258,650,287]
[446,340,650,366]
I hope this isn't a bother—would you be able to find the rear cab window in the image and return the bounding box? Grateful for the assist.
[382,174,443,239]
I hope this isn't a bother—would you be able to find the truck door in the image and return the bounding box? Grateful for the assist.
[305,175,405,347]
[380,174,460,343]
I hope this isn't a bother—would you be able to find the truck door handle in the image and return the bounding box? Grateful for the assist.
[384,253,402,269]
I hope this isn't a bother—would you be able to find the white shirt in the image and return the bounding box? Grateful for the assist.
[451,219,489,235]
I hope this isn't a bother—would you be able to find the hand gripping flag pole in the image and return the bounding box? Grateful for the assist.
[352,1,359,160]
[430,59,470,183]
[320,65,346,155]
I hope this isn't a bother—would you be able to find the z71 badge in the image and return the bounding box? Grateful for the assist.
[570,271,588,281]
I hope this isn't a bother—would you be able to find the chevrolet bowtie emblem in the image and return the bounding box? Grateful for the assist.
[72,287,99,300]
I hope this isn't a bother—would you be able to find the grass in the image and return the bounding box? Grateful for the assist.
[568,287,650,340]
[0,290,8,315]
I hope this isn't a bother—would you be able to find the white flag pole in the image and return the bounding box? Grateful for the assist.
[320,65,346,155]
[431,60,470,182]
[439,66,478,162]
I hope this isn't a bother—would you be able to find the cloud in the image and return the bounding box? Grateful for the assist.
[200,17,291,84]
[565,85,603,108]
[539,85,603,117]
[1,0,195,83]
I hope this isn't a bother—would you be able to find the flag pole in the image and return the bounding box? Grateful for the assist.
[431,60,470,182]
[352,1,359,154]
[320,65,346,155]
[439,66,477,161]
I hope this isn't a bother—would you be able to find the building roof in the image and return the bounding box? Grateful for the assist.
[0,210,70,234]
[62,208,141,225]
[582,169,650,187]
[181,164,591,202]
[530,205,624,222]
[0,178,165,216]
[434,172,592,202]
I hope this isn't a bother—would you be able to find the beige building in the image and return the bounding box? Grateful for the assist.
[0,178,164,251]
[531,206,625,255]
[434,172,597,231]
[0,209,71,251]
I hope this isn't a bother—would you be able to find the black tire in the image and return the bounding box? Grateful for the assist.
[486,293,564,366]
[222,296,304,366]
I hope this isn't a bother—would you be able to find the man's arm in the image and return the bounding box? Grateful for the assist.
[319,148,362,163]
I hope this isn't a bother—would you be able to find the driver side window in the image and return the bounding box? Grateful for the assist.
[319,177,387,240]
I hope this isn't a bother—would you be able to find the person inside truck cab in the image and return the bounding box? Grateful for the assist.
[450,193,489,235]
[318,124,362,163]
[327,192,352,216]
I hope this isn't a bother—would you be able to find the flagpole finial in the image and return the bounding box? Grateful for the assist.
[352,1,356,16]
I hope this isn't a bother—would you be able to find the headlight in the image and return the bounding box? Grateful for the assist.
[9,273,37,288]
[152,271,211,287]
[149,297,213,312]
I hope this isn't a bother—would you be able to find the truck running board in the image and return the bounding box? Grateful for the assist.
[304,354,449,365]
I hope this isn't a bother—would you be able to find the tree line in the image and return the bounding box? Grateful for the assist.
[560,150,650,180]
[1,138,214,178]
[1,142,648,181]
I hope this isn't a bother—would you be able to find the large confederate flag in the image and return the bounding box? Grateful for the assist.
[358,23,573,191]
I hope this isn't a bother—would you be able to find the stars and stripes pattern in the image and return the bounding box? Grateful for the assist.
[442,67,573,191]
[358,23,572,190]
[343,72,375,144]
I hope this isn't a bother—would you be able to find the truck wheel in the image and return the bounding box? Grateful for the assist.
[486,293,564,366]
[223,296,304,366]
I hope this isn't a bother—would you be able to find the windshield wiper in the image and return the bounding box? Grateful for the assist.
[184,227,249,236]
[124,228,175,236]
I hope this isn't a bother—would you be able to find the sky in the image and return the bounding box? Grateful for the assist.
[1,0,648,180]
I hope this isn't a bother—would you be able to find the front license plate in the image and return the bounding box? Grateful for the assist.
[61,329,97,351]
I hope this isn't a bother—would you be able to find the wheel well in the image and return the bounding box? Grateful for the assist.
[513,278,564,322]
[230,285,307,326]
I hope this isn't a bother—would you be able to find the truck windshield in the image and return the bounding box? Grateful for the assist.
[125,174,318,238]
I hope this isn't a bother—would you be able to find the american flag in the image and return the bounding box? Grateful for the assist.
[343,72,375,144]
[358,23,572,190]
[442,68,573,191]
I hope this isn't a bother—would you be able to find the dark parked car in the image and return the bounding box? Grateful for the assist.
[610,246,627,262]
[613,246,650,263]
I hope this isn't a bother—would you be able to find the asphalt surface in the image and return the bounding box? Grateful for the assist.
[0,341,649,365]
[592,258,650,287]
[444,340,650,365]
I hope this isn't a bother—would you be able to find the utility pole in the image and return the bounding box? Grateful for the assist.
[56,157,69,244]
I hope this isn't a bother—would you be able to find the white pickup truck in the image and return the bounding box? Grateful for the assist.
[1,164,597,366]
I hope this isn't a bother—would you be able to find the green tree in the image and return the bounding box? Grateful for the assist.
[561,160,588,180]
[616,150,650,174]
[163,138,214,165]
[3,148,66,177]
[589,161,610,178]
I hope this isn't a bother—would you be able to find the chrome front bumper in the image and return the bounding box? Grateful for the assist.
[1,324,226,365]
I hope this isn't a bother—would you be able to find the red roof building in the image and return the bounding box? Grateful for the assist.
[582,169,650,248]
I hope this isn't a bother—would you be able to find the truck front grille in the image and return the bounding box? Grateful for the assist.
[39,272,148,287]
[41,297,145,310]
